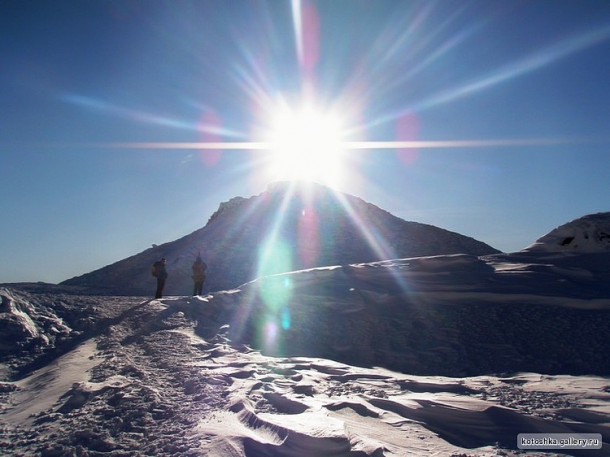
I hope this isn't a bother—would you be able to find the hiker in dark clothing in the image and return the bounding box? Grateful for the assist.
[153,258,168,298]
[192,254,207,296]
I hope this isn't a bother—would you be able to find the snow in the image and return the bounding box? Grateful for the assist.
[2,309,609,457]
[1,211,610,456]
[6,339,98,425]
[1,241,610,456]
[524,212,610,253]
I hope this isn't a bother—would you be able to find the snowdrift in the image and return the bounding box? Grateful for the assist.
[191,250,610,377]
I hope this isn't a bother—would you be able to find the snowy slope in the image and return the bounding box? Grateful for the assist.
[1,288,610,456]
[524,212,610,253]
[193,251,610,376]
[60,182,500,296]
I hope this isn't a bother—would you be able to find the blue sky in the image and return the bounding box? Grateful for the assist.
[1,0,610,284]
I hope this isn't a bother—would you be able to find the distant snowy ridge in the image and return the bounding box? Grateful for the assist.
[524,212,610,253]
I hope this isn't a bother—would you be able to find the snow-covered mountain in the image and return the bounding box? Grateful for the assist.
[2,211,610,456]
[524,212,610,253]
[61,182,500,296]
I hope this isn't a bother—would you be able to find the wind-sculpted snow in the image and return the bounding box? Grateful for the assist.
[0,287,144,377]
[1,293,610,456]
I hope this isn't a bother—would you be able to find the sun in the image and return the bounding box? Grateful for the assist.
[261,103,348,186]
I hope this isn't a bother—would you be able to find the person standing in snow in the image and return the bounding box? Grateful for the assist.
[192,254,207,296]
[153,258,168,299]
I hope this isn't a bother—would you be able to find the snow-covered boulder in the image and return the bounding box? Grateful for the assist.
[0,289,138,376]
[523,212,610,253]
[0,290,44,353]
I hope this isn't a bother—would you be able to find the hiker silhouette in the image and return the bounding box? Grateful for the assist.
[152,258,168,298]
[192,255,207,296]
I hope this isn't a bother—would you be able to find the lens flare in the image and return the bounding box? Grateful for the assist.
[292,0,320,79]
[281,306,291,331]
[261,102,348,186]
[261,319,279,352]
[257,237,294,314]
[258,238,292,278]
[259,275,293,313]
[297,205,320,268]
[197,109,223,167]
[395,112,421,166]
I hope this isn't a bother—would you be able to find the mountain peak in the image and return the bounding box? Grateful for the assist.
[524,212,610,253]
[207,196,250,226]
[207,182,332,227]
[62,186,500,295]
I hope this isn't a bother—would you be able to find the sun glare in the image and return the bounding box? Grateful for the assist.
[263,104,348,186]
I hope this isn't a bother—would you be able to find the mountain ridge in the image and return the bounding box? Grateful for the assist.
[61,182,500,296]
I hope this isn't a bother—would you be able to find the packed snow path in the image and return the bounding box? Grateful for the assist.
[2,295,610,456]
